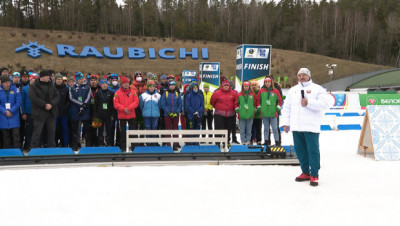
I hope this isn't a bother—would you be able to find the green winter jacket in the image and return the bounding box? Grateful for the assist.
[256,87,282,118]
[253,90,261,119]
[235,91,256,119]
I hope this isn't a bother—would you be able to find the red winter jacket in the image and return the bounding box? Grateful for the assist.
[113,88,139,119]
[210,87,237,117]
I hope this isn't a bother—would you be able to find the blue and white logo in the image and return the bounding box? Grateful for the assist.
[15,41,53,58]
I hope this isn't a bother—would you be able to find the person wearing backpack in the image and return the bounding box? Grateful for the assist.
[160,80,182,150]
[185,82,204,145]
[235,80,256,145]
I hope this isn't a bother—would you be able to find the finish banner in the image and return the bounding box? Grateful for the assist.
[359,94,400,107]
[199,62,220,91]
[235,44,271,91]
[182,70,197,86]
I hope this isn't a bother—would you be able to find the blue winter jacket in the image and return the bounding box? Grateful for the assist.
[160,89,182,116]
[0,85,21,129]
[21,85,31,114]
[69,84,91,121]
[185,89,204,120]
[139,90,162,118]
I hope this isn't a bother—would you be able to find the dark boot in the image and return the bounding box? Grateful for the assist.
[275,140,281,146]
[264,140,270,146]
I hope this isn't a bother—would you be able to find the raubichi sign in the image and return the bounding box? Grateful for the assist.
[15,41,209,60]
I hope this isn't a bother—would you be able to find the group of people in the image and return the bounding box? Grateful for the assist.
[0,66,285,152]
[0,66,330,186]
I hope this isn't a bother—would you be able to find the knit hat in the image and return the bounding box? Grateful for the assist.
[89,74,98,80]
[191,82,198,89]
[75,72,84,81]
[250,80,258,86]
[100,79,108,85]
[243,81,250,86]
[0,67,8,75]
[12,72,21,78]
[146,72,153,79]
[147,80,156,87]
[20,69,28,77]
[160,74,167,80]
[55,73,63,80]
[29,73,39,80]
[67,77,75,82]
[221,80,230,87]
[120,76,129,84]
[1,76,11,83]
[203,83,209,88]
[297,68,311,77]
[39,70,50,77]
[167,74,175,81]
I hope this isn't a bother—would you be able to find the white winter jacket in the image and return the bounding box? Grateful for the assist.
[281,80,332,133]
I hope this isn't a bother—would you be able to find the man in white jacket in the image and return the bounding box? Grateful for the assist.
[281,68,331,186]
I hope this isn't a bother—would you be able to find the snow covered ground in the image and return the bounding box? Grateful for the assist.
[0,130,399,226]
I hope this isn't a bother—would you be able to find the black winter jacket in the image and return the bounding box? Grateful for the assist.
[93,89,114,120]
[29,79,60,119]
[55,84,69,117]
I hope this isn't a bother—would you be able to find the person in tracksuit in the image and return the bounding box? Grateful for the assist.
[69,72,91,151]
[185,82,204,145]
[281,68,331,187]
[139,80,161,146]
[21,73,39,150]
[160,80,182,149]
[201,83,213,139]
[0,76,21,148]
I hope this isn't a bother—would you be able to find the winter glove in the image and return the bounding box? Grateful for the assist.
[78,109,83,116]
[82,103,88,108]
[194,111,200,119]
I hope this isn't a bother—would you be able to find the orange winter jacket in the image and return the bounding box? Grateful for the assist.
[113,87,139,119]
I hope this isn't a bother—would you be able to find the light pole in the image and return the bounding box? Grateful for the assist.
[326,64,337,93]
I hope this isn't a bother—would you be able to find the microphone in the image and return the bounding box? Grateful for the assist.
[301,90,304,99]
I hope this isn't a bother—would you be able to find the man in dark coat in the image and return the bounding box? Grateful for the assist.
[29,70,60,148]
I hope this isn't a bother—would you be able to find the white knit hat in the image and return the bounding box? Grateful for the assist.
[297,68,311,77]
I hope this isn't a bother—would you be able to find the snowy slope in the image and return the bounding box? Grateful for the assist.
[0,131,399,226]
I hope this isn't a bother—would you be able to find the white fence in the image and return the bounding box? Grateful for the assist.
[126,130,228,152]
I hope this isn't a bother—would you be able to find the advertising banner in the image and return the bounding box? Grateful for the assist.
[199,62,220,92]
[182,70,197,86]
[235,44,271,91]
[359,94,400,107]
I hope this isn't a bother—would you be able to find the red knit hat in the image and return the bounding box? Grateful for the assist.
[120,76,129,84]
[222,80,230,86]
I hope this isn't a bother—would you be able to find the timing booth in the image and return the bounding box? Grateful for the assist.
[199,62,220,92]
[235,44,271,91]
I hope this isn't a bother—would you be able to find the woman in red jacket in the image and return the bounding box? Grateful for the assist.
[210,80,237,146]
[114,76,139,151]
